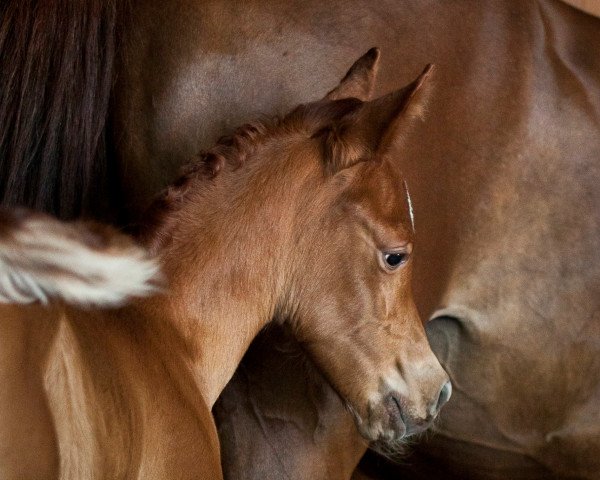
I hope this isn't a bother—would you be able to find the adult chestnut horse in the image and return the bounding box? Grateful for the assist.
[1,0,599,479]
[112,1,600,479]
[0,61,451,477]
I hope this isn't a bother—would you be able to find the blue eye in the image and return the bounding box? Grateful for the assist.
[383,252,408,270]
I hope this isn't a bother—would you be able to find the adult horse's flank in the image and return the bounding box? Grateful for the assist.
[0,53,450,478]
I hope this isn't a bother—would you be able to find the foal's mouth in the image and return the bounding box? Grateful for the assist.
[385,392,408,440]
[344,393,411,444]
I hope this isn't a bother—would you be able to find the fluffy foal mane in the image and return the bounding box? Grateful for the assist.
[142,98,362,242]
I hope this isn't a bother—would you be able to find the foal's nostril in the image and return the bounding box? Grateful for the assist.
[436,380,452,411]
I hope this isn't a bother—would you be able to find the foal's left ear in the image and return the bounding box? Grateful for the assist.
[373,63,434,157]
[325,47,380,101]
[323,64,434,173]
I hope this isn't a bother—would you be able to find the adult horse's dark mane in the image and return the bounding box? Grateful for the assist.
[0,0,120,220]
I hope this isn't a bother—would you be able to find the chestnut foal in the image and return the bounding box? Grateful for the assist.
[143,48,450,463]
[142,48,450,442]
[0,51,449,478]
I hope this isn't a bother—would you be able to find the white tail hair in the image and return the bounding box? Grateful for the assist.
[0,209,161,307]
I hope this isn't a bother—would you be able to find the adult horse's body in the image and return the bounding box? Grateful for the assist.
[1,0,599,478]
[113,1,600,478]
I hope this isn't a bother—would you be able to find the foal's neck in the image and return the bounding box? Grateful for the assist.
[143,283,275,408]
[141,165,298,407]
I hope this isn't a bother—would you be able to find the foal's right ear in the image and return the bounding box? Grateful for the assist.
[325,47,380,101]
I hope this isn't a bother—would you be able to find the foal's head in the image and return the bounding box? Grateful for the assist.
[278,50,450,443]
[155,48,450,444]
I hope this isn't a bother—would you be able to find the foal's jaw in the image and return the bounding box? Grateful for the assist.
[328,318,451,444]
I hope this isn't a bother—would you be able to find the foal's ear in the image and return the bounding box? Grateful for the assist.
[371,63,434,156]
[324,64,434,173]
[325,47,380,101]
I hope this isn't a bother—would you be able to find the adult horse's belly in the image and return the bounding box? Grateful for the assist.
[421,147,600,479]
[116,0,600,478]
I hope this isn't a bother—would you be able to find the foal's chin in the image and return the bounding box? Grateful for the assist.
[347,397,409,445]
[347,392,438,446]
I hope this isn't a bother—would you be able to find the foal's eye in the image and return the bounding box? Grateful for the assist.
[383,252,409,270]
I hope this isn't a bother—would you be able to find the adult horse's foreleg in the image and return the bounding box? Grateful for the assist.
[213,327,367,480]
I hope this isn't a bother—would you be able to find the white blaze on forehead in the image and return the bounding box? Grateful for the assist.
[403,180,415,232]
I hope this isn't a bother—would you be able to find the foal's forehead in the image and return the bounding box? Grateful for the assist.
[345,161,414,241]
